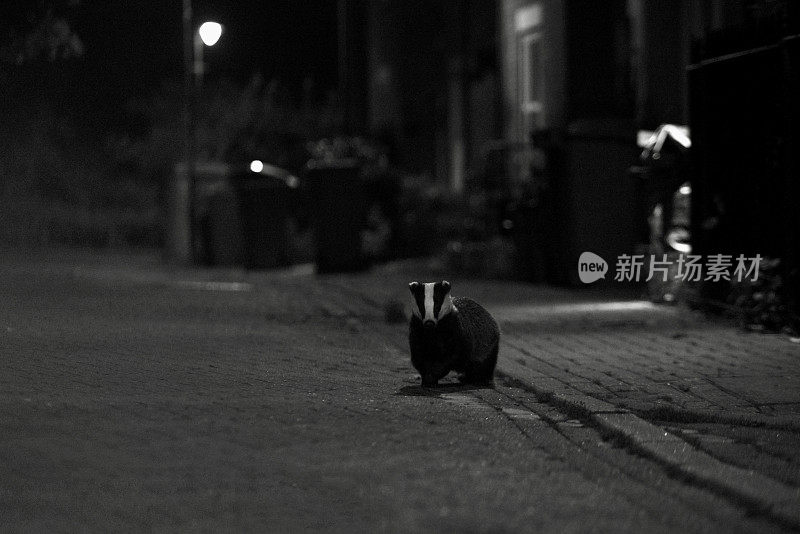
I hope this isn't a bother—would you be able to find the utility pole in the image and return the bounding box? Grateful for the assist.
[182,0,198,264]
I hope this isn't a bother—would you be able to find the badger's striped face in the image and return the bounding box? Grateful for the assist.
[409,280,454,327]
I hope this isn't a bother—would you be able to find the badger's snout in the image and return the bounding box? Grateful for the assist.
[423,320,436,330]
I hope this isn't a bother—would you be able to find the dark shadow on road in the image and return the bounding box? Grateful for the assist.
[395,382,495,397]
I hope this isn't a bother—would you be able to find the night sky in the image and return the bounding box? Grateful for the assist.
[3,1,339,107]
[84,1,337,91]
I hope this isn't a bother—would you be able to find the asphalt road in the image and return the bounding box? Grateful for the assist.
[0,250,790,532]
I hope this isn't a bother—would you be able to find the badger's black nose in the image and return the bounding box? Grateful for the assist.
[423,320,436,330]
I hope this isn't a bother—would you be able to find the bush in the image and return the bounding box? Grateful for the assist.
[1,74,346,249]
[0,106,162,248]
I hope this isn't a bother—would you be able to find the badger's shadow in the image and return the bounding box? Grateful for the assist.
[395,381,495,397]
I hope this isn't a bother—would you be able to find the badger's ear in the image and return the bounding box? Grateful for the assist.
[408,281,420,293]
[441,280,451,293]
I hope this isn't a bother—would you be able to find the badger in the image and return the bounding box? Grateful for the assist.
[408,280,500,387]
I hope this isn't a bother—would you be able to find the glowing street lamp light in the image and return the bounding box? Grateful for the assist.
[198,21,222,46]
[250,160,264,173]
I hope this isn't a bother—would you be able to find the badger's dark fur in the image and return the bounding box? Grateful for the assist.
[408,280,500,387]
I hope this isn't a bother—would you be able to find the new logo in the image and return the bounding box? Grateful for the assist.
[578,252,608,283]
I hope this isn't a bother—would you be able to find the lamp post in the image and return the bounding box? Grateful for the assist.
[195,22,222,87]
[183,15,223,264]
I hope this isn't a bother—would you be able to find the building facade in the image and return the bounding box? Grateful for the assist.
[343,0,797,292]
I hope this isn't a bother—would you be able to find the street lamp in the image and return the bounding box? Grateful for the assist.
[194,21,223,86]
[184,19,223,264]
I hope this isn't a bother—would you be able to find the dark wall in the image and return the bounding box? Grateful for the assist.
[640,0,689,127]
[690,49,787,259]
[367,0,446,172]
[365,0,499,176]
[564,0,635,121]
[690,1,800,307]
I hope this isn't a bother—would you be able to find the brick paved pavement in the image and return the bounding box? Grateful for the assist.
[500,322,800,422]
[495,316,800,496]
[321,257,800,514]
[326,256,800,423]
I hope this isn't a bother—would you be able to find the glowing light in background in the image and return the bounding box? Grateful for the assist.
[198,22,223,47]
[249,160,264,173]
